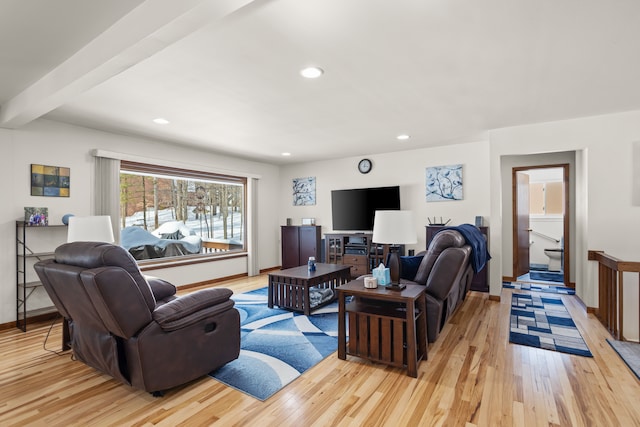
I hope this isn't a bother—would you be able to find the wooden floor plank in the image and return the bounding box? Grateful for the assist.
[0,275,639,426]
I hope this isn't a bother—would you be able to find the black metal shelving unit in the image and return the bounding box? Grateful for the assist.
[16,221,66,331]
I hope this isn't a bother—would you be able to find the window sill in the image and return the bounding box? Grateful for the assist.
[138,251,247,272]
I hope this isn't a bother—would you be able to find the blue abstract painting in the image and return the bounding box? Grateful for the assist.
[293,176,316,206]
[426,164,463,201]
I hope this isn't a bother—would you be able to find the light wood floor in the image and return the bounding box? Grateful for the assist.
[1,274,639,427]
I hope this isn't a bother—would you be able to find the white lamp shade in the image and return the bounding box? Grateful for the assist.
[67,215,115,243]
[372,210,417,244]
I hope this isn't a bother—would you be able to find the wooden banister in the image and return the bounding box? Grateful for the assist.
[588,250,640,341]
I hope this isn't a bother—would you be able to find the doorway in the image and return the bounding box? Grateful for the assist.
[512,164,571,286]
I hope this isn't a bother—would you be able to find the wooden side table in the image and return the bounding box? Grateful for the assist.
[337,280,427,378]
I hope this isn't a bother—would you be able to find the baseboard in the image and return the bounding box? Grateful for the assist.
[489,294,501,302]
[179,273,249,291]
[178,266,280,291]
[0,311,60,332]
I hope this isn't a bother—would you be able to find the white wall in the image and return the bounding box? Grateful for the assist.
[279,140,491,262]
[489,110,640,340]
[1,119,281,324]
[529,217,564,266]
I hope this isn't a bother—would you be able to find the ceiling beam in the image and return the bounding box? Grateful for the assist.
[0,0,258,129]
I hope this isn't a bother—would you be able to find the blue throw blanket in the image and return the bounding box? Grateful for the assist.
[445,223,491,273]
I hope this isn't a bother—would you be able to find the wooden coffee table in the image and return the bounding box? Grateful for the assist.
[337,279,427,377]
[268,263,351,315]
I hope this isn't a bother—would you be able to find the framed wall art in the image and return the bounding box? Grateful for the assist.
[31,164,70,197]
[292,176,316,206]
[426,164,463,202]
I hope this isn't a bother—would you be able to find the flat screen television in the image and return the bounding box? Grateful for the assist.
[331,186,400,231]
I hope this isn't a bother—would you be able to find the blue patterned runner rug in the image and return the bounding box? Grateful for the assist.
[509,292,592,357]
[529,270,564,283]
[209,287,339,400]
[503,281,575,295]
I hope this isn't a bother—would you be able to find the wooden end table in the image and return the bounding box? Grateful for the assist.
[268,263,351,315]
[337,280,427,378]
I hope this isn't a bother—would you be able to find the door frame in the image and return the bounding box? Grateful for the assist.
[512,163,571,287]
[513,171,530,279]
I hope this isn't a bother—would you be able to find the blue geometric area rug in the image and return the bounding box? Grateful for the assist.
[209,287,339,400]
[509,292,592,357]
[503,281,575,295]
[529,270,564,283]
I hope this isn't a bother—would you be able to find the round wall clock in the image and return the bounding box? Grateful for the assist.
[358,158,372,174]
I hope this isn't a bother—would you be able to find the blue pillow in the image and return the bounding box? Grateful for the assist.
[400,255,424,280]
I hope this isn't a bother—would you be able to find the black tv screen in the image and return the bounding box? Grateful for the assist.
[331,186,400,231]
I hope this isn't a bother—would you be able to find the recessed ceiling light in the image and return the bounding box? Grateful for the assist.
[281,152,291,156]
[396,134,410,140]
[300,67,324,79]
[153,118,170,125]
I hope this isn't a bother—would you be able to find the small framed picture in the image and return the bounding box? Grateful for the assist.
[301,218,316,225]
[24,207,49,226]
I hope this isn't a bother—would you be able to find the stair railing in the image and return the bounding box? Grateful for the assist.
[588,250,640,340]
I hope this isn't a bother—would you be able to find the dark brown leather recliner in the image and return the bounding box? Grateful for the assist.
[360,229,473,343]
[34,242,240,394]
[409,230,473,343]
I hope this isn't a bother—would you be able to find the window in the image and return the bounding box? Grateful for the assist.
[119,160,246,261]
[529,181,563,215]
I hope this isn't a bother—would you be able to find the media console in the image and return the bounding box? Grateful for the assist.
[324,232,404,278]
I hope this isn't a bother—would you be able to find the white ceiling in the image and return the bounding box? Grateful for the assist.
[2,0,640,164]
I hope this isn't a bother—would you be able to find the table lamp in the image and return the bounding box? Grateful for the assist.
[67,215,115,243]
[372,210,417,290]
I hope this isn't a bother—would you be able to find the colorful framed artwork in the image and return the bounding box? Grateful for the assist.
[31,164,70,197]
[426,164,463,201]
[293,176,316,206]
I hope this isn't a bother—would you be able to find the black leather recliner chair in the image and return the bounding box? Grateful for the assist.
[34,242,240,394]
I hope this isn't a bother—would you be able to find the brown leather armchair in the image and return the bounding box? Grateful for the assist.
[34,242,240,395]
[409,230,473,342]
[359,229,473,343]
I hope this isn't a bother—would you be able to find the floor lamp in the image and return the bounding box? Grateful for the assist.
[372,210,417,290]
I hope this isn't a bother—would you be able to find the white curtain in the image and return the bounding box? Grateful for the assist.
[247,177,259,276]
[94,156,121,243]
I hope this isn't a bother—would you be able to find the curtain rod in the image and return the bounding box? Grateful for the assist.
[91,149,262,179]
